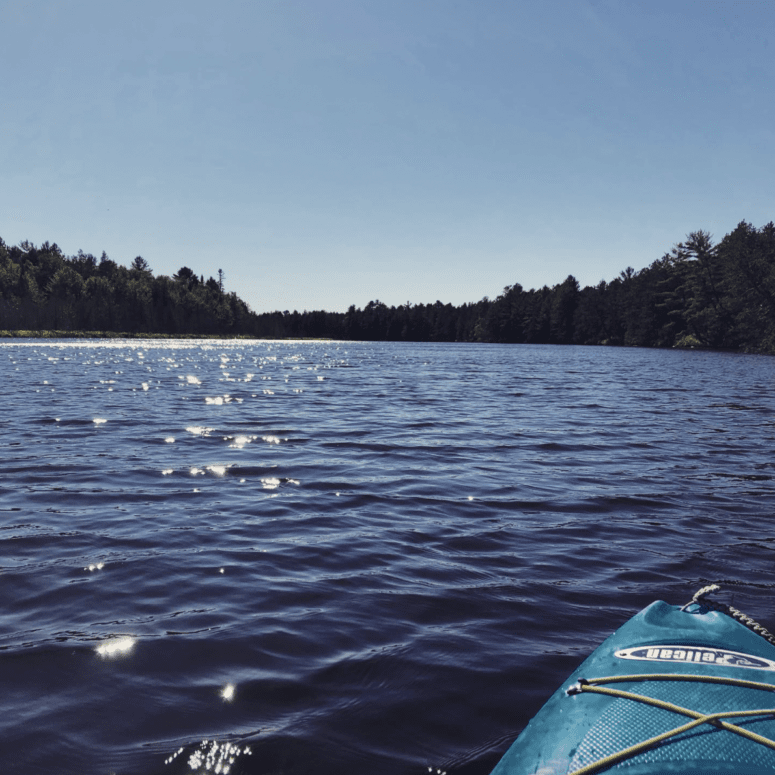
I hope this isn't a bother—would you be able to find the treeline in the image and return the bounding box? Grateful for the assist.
[2,221,775,352]
[251,220,775,352]
[0,240,254,335]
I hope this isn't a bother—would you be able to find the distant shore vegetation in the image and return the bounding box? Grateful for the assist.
[2,221,775,352]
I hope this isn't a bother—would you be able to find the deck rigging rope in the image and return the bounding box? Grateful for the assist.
[565,673,775,775]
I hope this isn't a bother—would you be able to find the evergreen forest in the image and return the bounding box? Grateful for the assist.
[2,220,775,353]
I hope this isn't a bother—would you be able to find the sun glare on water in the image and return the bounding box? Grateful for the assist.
[96,637,136,658]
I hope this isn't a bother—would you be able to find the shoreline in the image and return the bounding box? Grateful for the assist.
[0,330,331,341]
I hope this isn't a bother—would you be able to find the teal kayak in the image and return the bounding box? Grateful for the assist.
[490,586,775,774]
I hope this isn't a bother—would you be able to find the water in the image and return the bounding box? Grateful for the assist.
[2,340,775,774]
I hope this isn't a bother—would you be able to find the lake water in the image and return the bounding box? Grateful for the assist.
[2,339,775,775]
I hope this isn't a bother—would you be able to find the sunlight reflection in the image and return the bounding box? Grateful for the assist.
[206,465,227,476]
[3,338,306,351]
[186,426,214,437]
[186,375,202,385]
[96,636,135,658]
[227,435,255,449]
[166,739,252,773]
[165,437,175,443]
[221,683,235,701]
[93,418,107,425]
[260,477,281,490]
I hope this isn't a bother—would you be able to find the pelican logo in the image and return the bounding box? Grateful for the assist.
[615,645,775,671]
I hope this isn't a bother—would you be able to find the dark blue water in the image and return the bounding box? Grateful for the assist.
[2,340,775,774]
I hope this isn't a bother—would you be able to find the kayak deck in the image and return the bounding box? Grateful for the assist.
[491,594,775,774]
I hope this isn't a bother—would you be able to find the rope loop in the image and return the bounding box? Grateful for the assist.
[683,584,775,648]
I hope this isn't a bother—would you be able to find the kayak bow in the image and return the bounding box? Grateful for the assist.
[491,586,775,775]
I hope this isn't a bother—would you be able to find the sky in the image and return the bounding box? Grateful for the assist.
[2,0,774,314]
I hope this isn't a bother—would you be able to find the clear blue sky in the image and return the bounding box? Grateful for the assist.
[2,0,773,313]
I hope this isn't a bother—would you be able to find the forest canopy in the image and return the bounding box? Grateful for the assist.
[2,220,775,352]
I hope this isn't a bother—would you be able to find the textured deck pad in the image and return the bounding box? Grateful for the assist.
[568,682,775,772]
